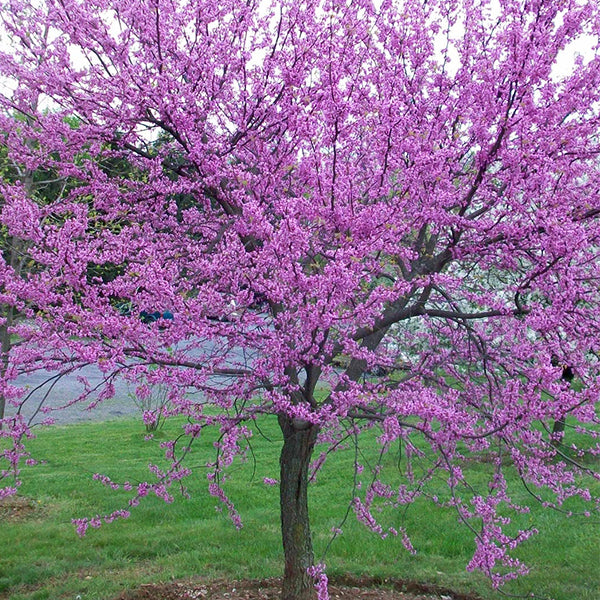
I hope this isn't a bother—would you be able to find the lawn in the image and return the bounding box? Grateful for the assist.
[1,415,598,600]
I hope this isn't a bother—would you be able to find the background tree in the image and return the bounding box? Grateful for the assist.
[1,1,600,599]
[0,107,72,426]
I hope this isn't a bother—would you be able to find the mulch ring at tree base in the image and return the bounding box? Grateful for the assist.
[114,576,484,600]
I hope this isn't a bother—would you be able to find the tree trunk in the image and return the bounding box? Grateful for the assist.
[551,417,566,446]
[279,414,319,600]
[551,365,573,446]
[0,314,13,429]
[1,218,27,429]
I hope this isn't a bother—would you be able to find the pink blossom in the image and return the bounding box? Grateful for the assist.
[1,0,599,593]
[307,564,329,600]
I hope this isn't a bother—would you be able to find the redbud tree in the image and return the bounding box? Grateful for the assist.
[1,0,600,598]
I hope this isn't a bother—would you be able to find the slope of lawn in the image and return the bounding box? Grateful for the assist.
[1,414,598,600]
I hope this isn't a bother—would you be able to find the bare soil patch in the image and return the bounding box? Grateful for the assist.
[0,495,40,521]
[114,576,483,600]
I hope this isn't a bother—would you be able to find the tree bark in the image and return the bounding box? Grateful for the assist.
[1,167,33,428]
[1,234,23,429]
[551,417,566,446]
[279,414,319,600]
[551,364,573,446]
[0,306,14,428]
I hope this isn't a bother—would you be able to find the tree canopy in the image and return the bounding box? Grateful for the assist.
[1,1,599,598]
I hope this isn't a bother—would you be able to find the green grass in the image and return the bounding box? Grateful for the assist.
[1,416,599,600]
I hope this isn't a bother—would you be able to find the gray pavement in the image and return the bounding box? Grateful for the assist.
[5,337,259,426]
[7,364,139,426]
